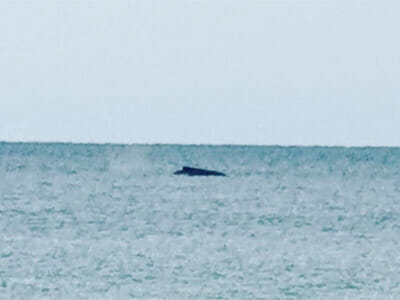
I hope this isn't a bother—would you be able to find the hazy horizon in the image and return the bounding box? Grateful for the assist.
[2,140,400,148]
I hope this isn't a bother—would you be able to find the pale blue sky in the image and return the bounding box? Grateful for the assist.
[1,0,399,145]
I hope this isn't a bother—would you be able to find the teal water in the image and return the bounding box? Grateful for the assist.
[1,143,400,299]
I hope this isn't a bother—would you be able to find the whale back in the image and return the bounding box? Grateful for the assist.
[174,166,226,176]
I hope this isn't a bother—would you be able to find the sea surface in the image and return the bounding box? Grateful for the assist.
[1,143,400,300]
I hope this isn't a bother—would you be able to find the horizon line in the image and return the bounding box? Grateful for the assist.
[1,140,399,148]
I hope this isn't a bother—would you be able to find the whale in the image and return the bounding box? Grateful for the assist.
[174,166,226,177]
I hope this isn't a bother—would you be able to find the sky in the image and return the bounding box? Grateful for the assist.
[1,0,399,146]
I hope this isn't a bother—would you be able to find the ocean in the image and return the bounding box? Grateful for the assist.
[1,143,400,299]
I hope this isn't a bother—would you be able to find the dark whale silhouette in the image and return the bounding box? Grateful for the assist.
[174,166,226,177]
